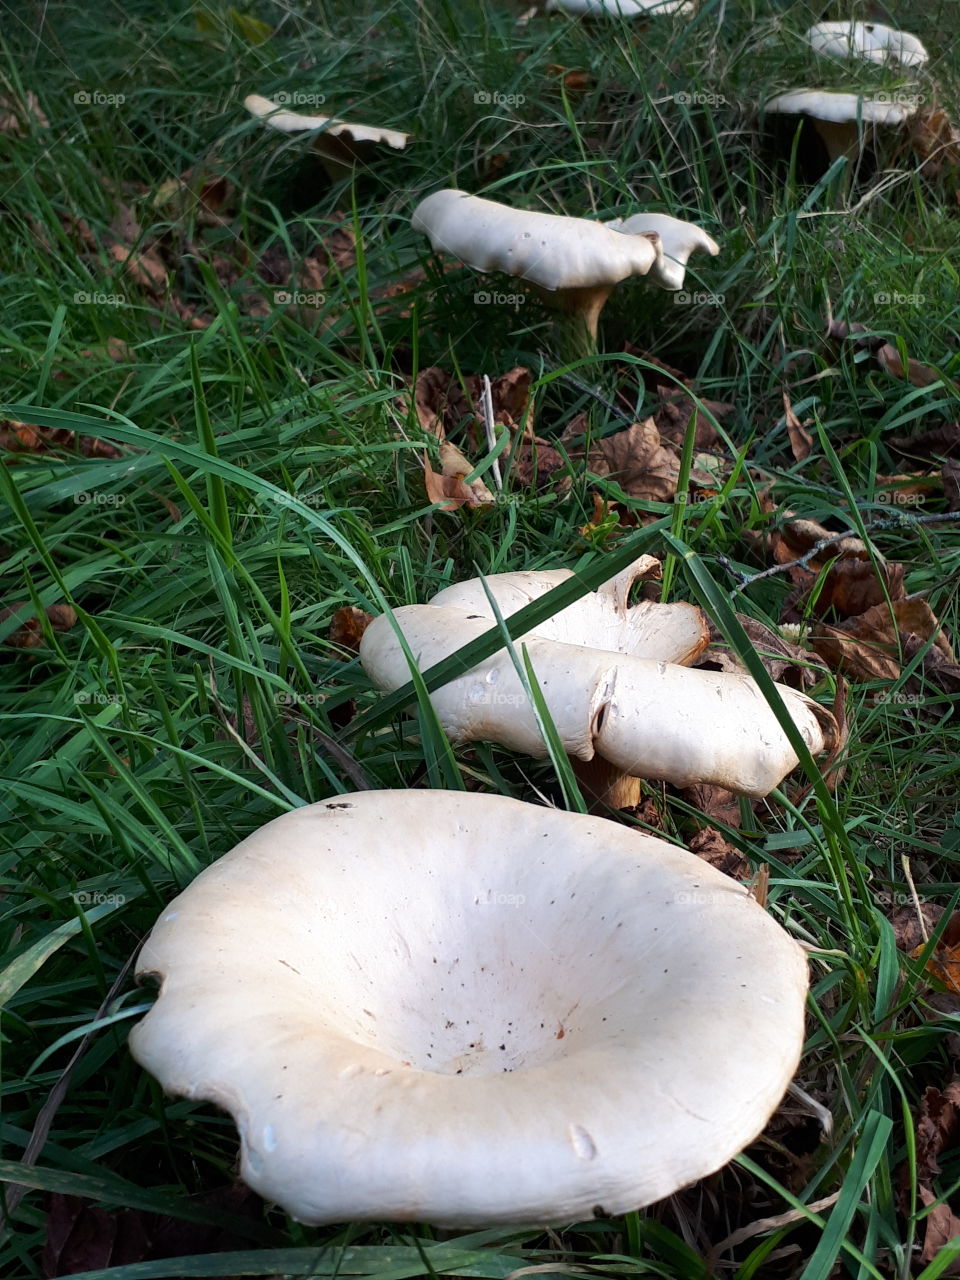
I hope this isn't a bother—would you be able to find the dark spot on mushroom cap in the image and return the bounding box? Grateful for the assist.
[325,802,353,809]
[593,1205,607,1219]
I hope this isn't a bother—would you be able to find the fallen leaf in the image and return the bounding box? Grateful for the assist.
[329,606,374,655]
[945,460,960,512]
[423,442,494,512]
[876,342,947,389]
[0,419,122,460]
[890,901,943,953]
[696,614,826,690]
[890,422,960,459]
[919,1187,960,1270]
[679,784,743,831]
[411,366,532,447]
[1,603,77,648]
[810,598,955,686]
[572,417,712,504]
[910,107,960,173]
[782,389,812,462]
[913,916,960,997]
[767,513,905,619]
[109,243,168,294]
[688,825,751,879]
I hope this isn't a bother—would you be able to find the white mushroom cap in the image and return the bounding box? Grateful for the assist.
[411,189,661,294]
[804,21,929,68]
[244,93,410,150]
[605,212,720,291]
[764,89,917,127]
[359,561,837,797]
[546,0,696,14]
[130,789,809,1227]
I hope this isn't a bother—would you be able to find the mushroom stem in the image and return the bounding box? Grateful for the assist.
[812,119,859,166]
[571,753,644,812]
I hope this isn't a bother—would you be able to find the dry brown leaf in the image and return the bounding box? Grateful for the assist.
[423,441,494,512]
[1,603,77,648]
[0,419,122,460]
[329,606,374,655]
[890,422,960,459]
[876,342,947,389]
[768,514,905,619]
[679,783,743,831]
[910,107,960,173]
[412,366,532,447]
[697,614,826,690]
[687,826,751,880]
[810,598,954,685]
[570,417,712,504]
[782,388,812,462]
[890,902,943,953]
[919,1187,960,1270]
[0,88,48,134]
[944,460,960,512]
[109,243,168,294]
[507,424,566,490]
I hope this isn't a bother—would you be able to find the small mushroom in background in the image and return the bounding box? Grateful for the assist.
[764,89,919,168]
[129,789,809,1226]
[803,21,929,69]
[605,212,720,291]
[546,0,696,15]
[411,188,663,346]
[244,93,411,182]
[359,557,838,810]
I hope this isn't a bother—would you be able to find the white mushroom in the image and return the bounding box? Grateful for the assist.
[244,93,411,180]
[804,22,928,68]
[546,0,696,15]
[130,789,809,1226]
[605,212,720,291]
[411,188,662,342]
[765,89,919,165]
[359,559,838,803]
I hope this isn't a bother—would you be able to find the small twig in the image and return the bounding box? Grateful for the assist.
[901,854,929,945]
[480,374,503,491]
[721,511,960,596]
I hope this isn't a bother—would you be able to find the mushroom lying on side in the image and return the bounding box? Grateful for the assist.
[547,0,696,15]
[411,188,662,343]
[244,93,411,181]
[359,558,838,806]
[804,21,929,69]
[605,212,720,291]
[130,789,809,1226]
[765,89,919,167]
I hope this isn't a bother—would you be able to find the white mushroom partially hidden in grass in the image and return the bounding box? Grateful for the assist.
[130,789,809,1226]
[605,212,720,291]
[244,93,411,181]
[765,89,919,166]
[804,22,929,69]
[411,188,662,343]
[360,558,838,808]
[546,0,696,15]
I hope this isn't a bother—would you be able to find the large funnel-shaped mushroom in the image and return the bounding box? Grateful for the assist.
[411,188,662,342]
[360,559,837,801]
[130,789,809,1226]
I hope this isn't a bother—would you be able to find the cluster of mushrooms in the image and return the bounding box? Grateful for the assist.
[126,0,891,1233]
[131,559,837,1225]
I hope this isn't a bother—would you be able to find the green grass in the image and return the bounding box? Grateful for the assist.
[2,0,960,1276]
